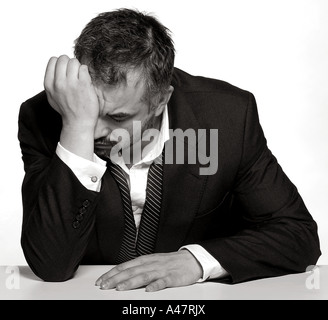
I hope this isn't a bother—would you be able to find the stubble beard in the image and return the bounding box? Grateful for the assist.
[94,114,158,162]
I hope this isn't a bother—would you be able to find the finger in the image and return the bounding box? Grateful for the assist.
[78,64,92,82]
[146,277,172,292]
[44,57,57,91]
[54,55,70,83]
[99,266,139,290]
[66,58,81,80]
[115,270,161,291]
[95,260,142,286]
[95,265,117,286]
[95,255,153,286]
[100,266,160,290]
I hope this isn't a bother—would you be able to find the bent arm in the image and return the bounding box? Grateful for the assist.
[21,156,99,281]
[18,98,101,282]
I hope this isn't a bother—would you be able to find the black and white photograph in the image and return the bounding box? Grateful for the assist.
[0,0,327,304]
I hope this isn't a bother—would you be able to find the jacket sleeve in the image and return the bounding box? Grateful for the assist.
[199,92,321,283]
[18,97,101,282]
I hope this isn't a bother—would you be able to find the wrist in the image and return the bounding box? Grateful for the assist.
[180,249,203,280]
[62,117,97,131]
[60,125,95,161]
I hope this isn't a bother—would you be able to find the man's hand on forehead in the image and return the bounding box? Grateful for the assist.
[44,55,100,130]
[44,55,100,161]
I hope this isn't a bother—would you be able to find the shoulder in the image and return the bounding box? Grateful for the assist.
[19,90,60,124]
[170,68,256,128]
[19,91,50,117]
[171,67,251,101]
[18,91,61,148]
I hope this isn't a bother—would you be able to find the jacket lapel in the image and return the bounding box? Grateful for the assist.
[155,88,208,252]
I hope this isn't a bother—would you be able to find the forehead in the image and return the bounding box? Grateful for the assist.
[95,69,148,113]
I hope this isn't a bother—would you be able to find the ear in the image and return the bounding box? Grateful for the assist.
[154,86,174,116]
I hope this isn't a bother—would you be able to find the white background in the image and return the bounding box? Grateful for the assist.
[0,0,327,266]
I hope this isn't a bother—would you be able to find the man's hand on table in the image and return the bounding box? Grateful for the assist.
[95,250,203,292]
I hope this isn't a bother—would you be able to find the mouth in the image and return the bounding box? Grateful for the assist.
[94,139,117,149]
[94,143,112,149]
[93,141,116,160]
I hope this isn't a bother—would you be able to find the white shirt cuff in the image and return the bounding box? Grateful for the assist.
[180,244,229,282]
[56,142,107,192]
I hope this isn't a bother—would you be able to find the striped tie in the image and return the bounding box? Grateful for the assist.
[136,151,164,256]
[108,150,164,263]
[108,161,138,263]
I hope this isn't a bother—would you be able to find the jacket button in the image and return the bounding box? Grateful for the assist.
[76,213,84,221]
[79,206,87,214]
[72,220,80,229]
[83,200,90,207]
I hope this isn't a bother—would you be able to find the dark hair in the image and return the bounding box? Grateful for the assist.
[74,8,175,106]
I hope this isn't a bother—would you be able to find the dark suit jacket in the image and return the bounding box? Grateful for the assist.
[18,67,321,283]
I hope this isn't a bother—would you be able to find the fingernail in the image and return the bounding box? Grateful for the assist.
[95,279,101,286]
[100,283,108,290]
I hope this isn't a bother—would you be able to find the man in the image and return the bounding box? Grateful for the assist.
[18,8,320,292]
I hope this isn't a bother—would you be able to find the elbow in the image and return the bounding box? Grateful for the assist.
[32,266,75,283]
[21,238,77,283]
[306,220,321,265]
[296,220,321,271]
[306,234,321,268]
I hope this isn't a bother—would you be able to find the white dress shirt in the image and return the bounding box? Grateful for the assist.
[56,105,228,281]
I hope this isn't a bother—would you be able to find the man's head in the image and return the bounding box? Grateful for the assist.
[74,8,175,160]
[74,8,175,109]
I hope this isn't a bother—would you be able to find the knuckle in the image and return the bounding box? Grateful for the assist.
[142,272,151,283]
[135,255,148,264]
[116,264,126,272]
[58,54,69,61]
[43,80,51,91]
[125,268,136,278]
[53,79,65,91]
[135,257,144,265]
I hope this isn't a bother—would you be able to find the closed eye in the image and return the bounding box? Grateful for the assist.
[106,113,130,123]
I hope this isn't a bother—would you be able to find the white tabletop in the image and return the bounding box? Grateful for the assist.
[0,265,327,300]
